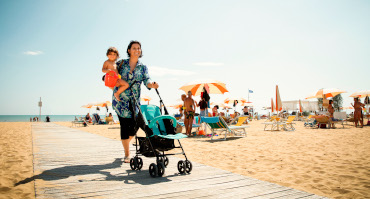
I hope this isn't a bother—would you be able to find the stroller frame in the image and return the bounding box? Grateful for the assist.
[129,88,192,177]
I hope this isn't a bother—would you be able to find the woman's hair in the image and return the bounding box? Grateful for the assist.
[329,100,333,104]
[106,47,119,58]
[127,40,143,58]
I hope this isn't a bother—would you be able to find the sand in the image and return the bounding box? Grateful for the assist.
[55,120,370,199]
[1,120,368,199]
[0,123,34,199]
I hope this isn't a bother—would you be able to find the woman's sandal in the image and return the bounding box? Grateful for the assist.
[124,156,130,163]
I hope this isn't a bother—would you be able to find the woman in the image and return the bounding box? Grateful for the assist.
[112,41,159,163]
[352,98,365,128]
[328,100,335,128]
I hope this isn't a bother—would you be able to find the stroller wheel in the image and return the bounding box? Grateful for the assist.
[163,156,169,167]
[149,163,158,177]
[177,160,186,174]
[130,158,137,170]
[157,162,165,177]
[137,157,143,170]
[185,160,192,173]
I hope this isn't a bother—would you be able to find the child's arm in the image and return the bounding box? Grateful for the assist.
[102,61,111,73]
[102,61,118,73]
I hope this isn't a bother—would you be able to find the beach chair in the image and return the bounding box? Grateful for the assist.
[201,116,249,140]
[332,112,346,128]
[262,116,283,131]
[280,116,296,131]
[177,116,201,134]
[315,116,330,128]
[229,116,249,125]
[72,117,87,127]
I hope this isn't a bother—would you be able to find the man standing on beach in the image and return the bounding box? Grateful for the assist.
[184,91,196,136]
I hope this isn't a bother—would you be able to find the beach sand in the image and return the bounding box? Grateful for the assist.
[55,120,370,199]
[0,123,34,199]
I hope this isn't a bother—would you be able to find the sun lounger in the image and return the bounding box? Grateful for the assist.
[315,116,330,128]
[262,117,283,131]
[332,112,346,128]
[201,116,249,140]
[280,116,296,131]
[72,117,87,127]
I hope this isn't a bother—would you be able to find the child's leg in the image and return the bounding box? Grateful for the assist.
[113,80,129,101]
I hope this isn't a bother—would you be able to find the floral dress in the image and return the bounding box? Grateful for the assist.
[112,59,152,118]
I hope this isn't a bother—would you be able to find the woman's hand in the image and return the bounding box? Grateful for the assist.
[149,82,159,89]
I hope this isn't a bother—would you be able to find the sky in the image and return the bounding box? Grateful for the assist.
[0,0,369,115]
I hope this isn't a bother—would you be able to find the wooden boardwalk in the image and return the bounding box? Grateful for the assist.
[28,123,327,199]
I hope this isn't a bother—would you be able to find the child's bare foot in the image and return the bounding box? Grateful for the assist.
[114,93,121,101]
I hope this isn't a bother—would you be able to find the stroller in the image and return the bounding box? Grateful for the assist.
[128,89,192,177]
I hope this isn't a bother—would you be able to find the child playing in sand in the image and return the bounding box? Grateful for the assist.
[102,47,129,101]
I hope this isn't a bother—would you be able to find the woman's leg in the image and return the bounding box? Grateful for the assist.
[121,136,134,157]
[118,116,135,162]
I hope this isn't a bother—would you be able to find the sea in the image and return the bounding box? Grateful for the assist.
[0,115,120,122]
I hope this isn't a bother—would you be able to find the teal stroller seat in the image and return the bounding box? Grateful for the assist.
[140,105,187,140]
[128,89,192,178]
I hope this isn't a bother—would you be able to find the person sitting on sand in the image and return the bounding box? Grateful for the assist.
[85,113,92,123]
[352,98,365,128]
[184,91,196,136]
[102,47,129,102]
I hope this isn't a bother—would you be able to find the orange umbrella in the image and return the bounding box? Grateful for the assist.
[271,98,275,112]
[141,95,152,105]
[224,97,247,104]
[179,79,228,96]
[306,88,346,99]
[349,90,370,98]
[95,101,112,107]
[169,103,183,109]
[299,99,303,113]
[341,106,354,110]
[276,85,282,112]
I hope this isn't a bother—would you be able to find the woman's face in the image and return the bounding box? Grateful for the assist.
[128,43,141,58]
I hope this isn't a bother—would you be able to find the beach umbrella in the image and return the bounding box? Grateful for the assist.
[95,101,112,107]
[341,106,354,110]
[169,103,183,109]
[306,88,346,99]
[276,85,282,112]
[349,90,370,98]
[179,79,229,96]
[271,98,275,112]
[299,99,303,113]
[224,97,247,105]
[141,95,152,105]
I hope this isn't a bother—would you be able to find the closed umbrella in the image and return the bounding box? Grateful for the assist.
[276,85,282,112]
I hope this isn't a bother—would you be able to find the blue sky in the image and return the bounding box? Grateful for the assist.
[0,0,369,115]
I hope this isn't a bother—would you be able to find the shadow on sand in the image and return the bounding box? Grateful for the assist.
[14,158,186,186]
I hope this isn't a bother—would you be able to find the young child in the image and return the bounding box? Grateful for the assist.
[102,47,129,101]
